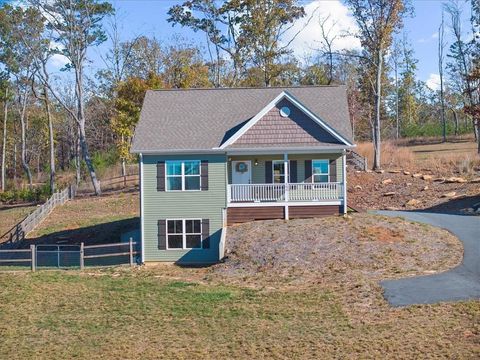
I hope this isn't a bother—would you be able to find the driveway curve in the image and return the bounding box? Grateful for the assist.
[375,211,480,306]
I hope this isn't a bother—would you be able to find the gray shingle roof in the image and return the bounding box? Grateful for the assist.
[131,86,353,153]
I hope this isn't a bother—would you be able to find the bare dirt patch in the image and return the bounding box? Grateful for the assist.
[348,169,480,212]
[212,214,463,286]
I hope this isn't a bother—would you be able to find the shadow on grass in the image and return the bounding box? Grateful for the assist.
[20,217,140,248]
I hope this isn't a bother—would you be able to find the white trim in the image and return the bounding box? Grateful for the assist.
[312,159,330,183]
[225,147,354,155]
[227,201,342,207]
[218,91,353,149]
[134,146,356,155]
[342,152,347,214]
[139,153,145,264]
[165,218,203,250]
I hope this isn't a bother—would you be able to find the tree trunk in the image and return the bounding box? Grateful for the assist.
[452,109,459,136]
[79,122,101,194]
[373,50,383,170]
[75,127,81,185]
[19,94,32,189]
[474,118,479,143]
[1,89,7,192]
[394,59,399,139]
[76,67,101,195]
[43,85,55,194]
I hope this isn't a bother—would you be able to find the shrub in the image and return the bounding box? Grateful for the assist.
[0,186,50,204]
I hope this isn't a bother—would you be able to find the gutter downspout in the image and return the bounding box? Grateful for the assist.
[139,153,145,264]
[342,151,347,214]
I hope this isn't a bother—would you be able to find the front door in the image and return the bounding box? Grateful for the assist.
[232,161,252,184]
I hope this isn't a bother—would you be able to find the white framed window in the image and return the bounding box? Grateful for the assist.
[166,160,201,191]
[272,160,290,184]
[166,219,202,249]
[312,159,329,183]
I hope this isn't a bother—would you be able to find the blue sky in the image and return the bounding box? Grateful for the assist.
[5,0,475,89]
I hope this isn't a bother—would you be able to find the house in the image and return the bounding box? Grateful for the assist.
[131,86,355,264]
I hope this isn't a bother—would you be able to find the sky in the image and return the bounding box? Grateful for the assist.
[5,0,475,90]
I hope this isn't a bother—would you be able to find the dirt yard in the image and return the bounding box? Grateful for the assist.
[350,137,480,212]
[214,214,463,285]
[348,169,480,212]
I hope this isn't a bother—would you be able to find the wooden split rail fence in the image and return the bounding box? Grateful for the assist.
[0,239,138,271]
[0,185,77,245]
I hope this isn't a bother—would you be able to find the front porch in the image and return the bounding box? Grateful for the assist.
[225,152,347,224]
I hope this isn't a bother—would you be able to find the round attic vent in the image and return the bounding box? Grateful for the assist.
[280,106,291,117]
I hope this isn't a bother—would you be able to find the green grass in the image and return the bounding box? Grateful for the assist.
[0,269,478,359]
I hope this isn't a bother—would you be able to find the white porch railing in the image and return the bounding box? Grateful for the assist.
[228,183,343,203]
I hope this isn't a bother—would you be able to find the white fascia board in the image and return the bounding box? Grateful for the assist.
[226,146,354,156]
[282,91,354,146]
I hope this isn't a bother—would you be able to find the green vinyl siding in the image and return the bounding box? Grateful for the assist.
[142,154,227,263]
[228,153,343,184]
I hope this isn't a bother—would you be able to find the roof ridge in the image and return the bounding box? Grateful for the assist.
[147,85,346,92]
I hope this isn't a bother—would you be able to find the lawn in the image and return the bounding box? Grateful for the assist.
[1,210,479,358]
[1,190,478,358]
[26,191,139,245]
[0,267,478,359]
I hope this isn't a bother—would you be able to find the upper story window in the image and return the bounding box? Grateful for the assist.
[312,160,329,183]
[166,160,201,191]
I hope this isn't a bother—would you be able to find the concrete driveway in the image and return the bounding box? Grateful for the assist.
[375,211,480,306]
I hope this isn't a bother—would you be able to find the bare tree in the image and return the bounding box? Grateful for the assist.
[317,15,338,85]
[29,0,114,195]
[345,0,411,170]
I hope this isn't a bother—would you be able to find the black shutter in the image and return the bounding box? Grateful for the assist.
[158,219,166,250]
[329,159,337,182]
[201,160,209,190]
[289,160,297,183]
[265,161,272,183]
[305,160,312,182]
[157,161,165,191]
[201,219,210,249]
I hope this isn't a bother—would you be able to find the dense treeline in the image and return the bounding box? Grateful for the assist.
[0,0,479,194]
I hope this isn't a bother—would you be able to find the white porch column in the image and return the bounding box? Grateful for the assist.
[284,153,289,219]
[342,151,347,214]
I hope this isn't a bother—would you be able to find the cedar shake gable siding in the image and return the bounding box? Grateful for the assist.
[227,99,342,148]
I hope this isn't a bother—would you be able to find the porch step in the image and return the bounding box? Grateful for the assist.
[346,150,368,171]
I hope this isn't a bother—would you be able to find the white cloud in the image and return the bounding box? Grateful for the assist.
[284,0,361,59]
[431,32,439,39]
[426,73,441,91]
[48,53,69,69]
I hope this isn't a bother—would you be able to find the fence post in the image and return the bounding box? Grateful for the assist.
[124,175,127,188]
[129,238,134,266]
[80,242,84,270]
[30,245,36,272]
